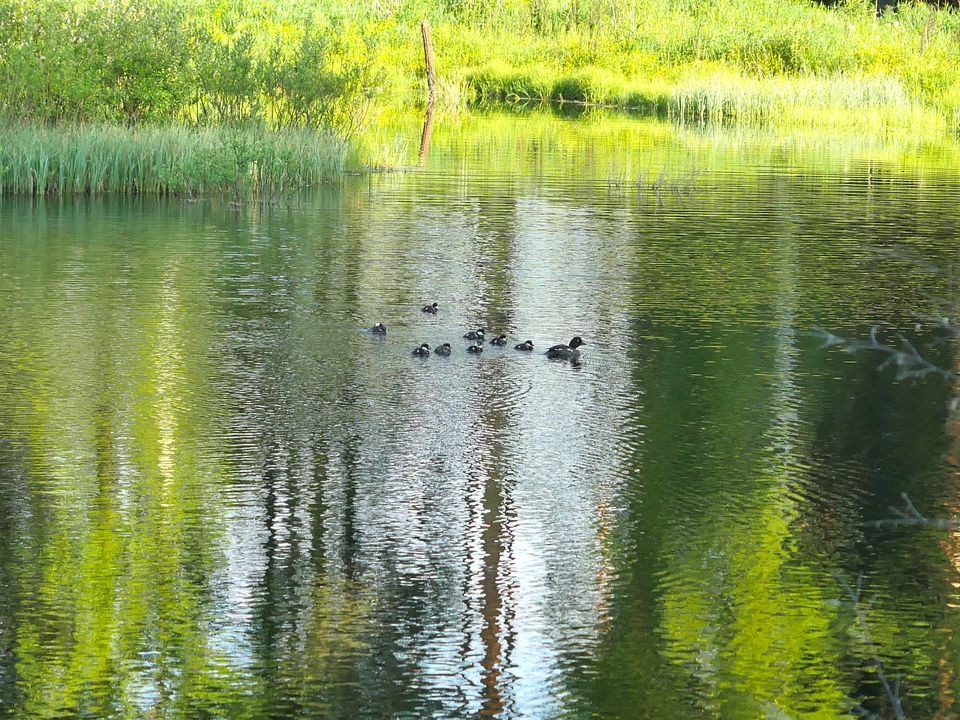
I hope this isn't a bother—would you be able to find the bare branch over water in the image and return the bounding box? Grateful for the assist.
[867,492,960,530]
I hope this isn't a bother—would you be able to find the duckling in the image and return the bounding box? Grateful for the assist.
[463,328,485,341]
[545,336,585,361]
[514,340,534,351]
[368,322,387,335]
[466,344,483,354]
[434,343,452,356]
[412,343,431,358]
[490,334,508,346]
[421,302,439,314]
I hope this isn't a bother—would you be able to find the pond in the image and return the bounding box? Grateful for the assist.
[2,108,960,718]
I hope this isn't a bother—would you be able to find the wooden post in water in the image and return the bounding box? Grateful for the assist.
[421,20,437,104]
[419,102,435,167]
[419,20,437,165]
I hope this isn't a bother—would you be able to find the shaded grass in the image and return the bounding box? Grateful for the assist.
[0,124,348,197]
[464,62,949,132]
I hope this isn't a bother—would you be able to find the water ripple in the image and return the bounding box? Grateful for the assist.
[2,113,960,718]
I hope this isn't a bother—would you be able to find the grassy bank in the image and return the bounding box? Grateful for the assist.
[1,0,960,198]
[0,124,347,197]
[466,64,951,131]
[3,0,960,132]
[427,0,960,130]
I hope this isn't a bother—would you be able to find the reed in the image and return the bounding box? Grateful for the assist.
[465,62,948,132]
[0,124,347,197]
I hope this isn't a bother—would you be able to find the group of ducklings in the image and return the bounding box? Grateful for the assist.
[367,302,585,362]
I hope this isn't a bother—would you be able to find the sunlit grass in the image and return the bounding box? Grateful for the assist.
[0,124,348,196]
[431,0,960,130]
[4,0,960,133]
[2,0,959,188]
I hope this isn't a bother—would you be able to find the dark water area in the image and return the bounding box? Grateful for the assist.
[2,111,960,718]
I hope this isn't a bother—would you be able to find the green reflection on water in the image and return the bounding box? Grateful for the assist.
[2,110,960,718]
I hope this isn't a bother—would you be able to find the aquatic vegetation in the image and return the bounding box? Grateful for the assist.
[0,124,347,196]
[608,165,702,198]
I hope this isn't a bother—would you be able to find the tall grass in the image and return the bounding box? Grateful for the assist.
[446,0,960,129]
[1,0,959,187]
[467,64,948,131]
[4,0,960,130]
[0,124,347,196]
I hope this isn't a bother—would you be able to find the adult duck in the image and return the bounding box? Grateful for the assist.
[546,336,585,361]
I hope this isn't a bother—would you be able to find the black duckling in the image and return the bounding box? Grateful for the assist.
[463,328,485,341]
[546,336,585,361]
[422,302,439,314]
[514,340,534,351]
[466,344,483,354]
[490,334,508,346]
[434,343,452,356]
[368,322,387,335]
[412,343,431,358]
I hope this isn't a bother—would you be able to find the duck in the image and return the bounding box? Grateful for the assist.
[421,302,439,314]
[412,343,431,358]
[490,334,508,346]
[368,322,387,335]
[546,336,585,361]
[463,328,485,341]
[467,344,483,354]
[434,343,452,356]
[514,340,534,351]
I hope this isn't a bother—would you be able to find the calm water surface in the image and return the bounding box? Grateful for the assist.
[2,111,960,718]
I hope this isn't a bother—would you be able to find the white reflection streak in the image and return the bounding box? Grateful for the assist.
[506,197,634,715]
